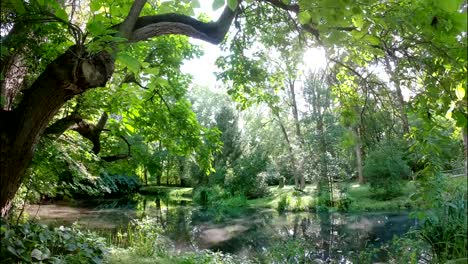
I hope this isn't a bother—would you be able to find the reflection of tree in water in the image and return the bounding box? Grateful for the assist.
[129,196,416,262]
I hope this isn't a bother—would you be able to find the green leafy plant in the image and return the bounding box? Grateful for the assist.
[364,143,411,200]
[0,220,106,263]
[276,194,289,213]
[418,189,467,262]
[68,173,142,198]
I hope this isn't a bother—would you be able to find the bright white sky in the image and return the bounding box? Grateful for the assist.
[181,2,328,89]
[180,3,224,88]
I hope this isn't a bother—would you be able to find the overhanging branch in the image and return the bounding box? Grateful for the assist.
[126,3,239,44]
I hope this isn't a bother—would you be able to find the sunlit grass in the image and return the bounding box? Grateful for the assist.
[247,181,421,212]
[247,185,316,211]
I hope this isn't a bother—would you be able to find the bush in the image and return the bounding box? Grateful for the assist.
[276,194,289,213]
[337,196,354,212]
[68,173,142,198]
[226,149,270,199]
[0,220,106,263]
[364,143,411,200]
[193,185,227,207]
[418,190,467,262]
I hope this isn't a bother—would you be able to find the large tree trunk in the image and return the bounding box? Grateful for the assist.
[0,47,114,217]
[0,1,238,217]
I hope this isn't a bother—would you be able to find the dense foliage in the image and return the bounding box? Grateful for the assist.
[0,220,106,263]
[0,0,467,262]
[364,142,412,199]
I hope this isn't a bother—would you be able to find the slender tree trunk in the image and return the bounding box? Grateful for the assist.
[288,81,306,189]
[274,112,300,188]
[384,56,409,135]
[355,126,364,184]
[463,127,467,176]
[144,165,148,185]
[166,159,170,186]
[289,81,304,144]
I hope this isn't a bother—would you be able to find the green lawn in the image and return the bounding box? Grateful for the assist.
[247,185,316,210]
[138,176,466,212]
[345,181,417,211]
[247,181,419,212]
[139,186,193,198]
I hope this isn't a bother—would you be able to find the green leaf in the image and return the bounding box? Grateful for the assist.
[352,15,364,28]
[191,0,200,8]
[55,8,69,21]
[31,249,44,260]
[437,0,461,12]
[144,67,160,75]
[363,35,380,45]
[212,0,225,10]
[11,0,26,14]
[154,77,169,87]
[90,0,101,12]
[455,84,465,100]
[125,123,135,133]
[227,0,237,11]
[453,111,467,128]
[281,0,291,4]
[298,11,312,25]
[117,53,141,74]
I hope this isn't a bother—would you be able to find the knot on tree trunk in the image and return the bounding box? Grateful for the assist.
[78,51,115,89]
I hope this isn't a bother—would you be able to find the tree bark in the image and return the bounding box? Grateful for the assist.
[354,126,364,184]
[463,126,468,177]
[0,3,239,217]
[0,47,114,217]
[384,55,409,135]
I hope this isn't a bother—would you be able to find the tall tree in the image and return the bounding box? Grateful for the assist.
[0,0,238,217]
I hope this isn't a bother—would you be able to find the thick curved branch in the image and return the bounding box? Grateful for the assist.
[127,4,239,44]
[45,112,108,153]
[45,112,131,161]
[44,114,83,136]
[119,0,148,39]
[261,0,299,13]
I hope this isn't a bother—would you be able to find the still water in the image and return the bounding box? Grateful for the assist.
[26,195,418,262]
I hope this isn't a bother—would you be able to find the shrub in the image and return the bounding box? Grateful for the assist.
[0,220,106,263]
[68,173,141,198]
[277,194,289,213]
[227,151,270,199]
[418,190,467,262]
[193,185,227,207]
[364,143,411,200]
[337,196,353,212]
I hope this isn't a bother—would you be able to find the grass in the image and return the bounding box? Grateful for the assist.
[137,177,466,213]
[345,181,417,211]
[139,186,192,199]
[247,185,316,211]
[106,249,169,264]
[247,181,420,212]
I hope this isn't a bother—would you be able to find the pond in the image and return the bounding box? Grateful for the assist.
[26,195,419,262]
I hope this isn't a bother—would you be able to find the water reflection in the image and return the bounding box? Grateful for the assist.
[26,195,417,262]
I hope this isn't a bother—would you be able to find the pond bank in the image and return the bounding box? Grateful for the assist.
[25,195,419,263]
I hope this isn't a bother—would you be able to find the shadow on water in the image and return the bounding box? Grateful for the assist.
[26,194,418,262]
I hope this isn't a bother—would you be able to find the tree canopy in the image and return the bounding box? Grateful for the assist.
[0,0,466,219]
